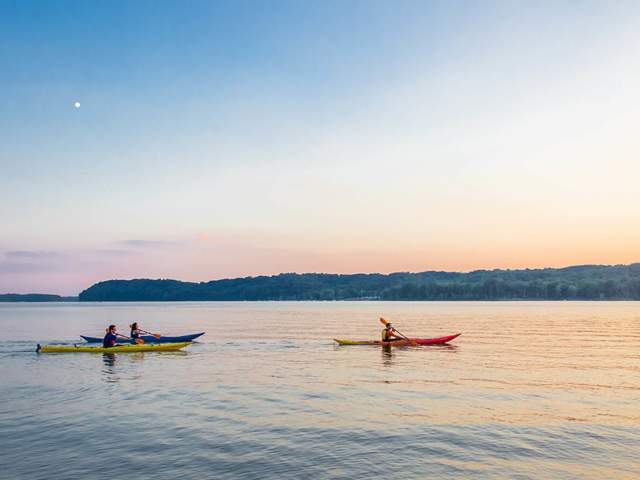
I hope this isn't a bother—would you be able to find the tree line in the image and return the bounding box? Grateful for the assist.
[78,263,640,301]
[0,294,77,302]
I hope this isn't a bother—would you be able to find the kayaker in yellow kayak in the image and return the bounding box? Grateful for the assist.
[381,323,401,342]
[103,325,119,348]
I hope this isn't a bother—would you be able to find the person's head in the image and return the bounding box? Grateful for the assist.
[108,324,117,333]
[386,323,393,330]
[130,322,138,330]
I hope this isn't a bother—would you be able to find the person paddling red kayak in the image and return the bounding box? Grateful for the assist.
[379,317,418,346]
[381,322,401,342]
[334,334,460,346]
[333,317,461,347]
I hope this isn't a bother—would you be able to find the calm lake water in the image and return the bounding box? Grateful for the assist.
[1,301,639,479]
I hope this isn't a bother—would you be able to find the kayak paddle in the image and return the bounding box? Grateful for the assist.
[138,328,161,339]
[379,317,417,346]
[117,333,144,345]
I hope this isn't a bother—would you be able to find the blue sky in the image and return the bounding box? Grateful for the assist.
[2,1,640,294]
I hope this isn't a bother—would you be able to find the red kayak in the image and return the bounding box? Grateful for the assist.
[334,333,461,346]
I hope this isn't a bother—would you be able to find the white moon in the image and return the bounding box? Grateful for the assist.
[74,101,81,108]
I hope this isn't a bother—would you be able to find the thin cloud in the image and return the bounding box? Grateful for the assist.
[1,250,64,274]
[95,249,133,257]
[5,250,60,259]
[117,240,181,248]
[0,261,57,273]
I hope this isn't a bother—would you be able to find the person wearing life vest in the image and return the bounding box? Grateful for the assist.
[130,322,141,342]
[103,325,118,348]
[381,323,401,342]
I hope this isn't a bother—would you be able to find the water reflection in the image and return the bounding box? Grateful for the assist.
[102,352,148,371]
[101,353,118,383]
[102,353,116,368]
[381,345,395,366]
[436,344,459,353]
[101,352,186,383]
[380,344,459,367]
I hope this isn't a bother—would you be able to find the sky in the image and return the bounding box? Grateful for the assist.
[1,0,640,294]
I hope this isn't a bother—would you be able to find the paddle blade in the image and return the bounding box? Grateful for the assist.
[379,317,389,326]
[140,329,161,339]
[135,338,145,345]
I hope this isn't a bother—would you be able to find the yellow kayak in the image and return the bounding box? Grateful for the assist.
[36,342,191,353]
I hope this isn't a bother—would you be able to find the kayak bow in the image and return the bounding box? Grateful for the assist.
[334,333,461,346]
[36,342,191,353]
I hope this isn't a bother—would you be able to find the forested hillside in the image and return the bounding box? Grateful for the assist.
[78,264,640,301]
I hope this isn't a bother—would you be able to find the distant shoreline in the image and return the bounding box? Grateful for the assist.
[0,294,78,303]
[78,264,640,301]
[5,263,640,302]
